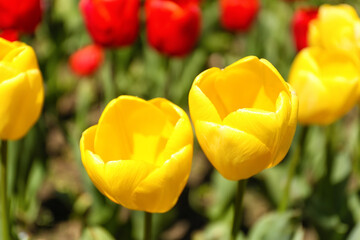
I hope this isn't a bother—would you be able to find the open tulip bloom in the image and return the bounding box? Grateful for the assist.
[189,56,298,181]
[80,96,193,214]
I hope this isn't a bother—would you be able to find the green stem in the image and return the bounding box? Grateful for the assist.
[144,212,152,240]
[163,57,171,99]
[231,179,247,240]
[278,126,308,212]
[1,140,9,240]
[111,50,118,97]
[325,124,335,181]
[353,109,360,175]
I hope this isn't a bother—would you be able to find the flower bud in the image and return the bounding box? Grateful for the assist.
[220,0,260,32]
[69,44,104,76]
[145,0,201,57]
[80,0,140,48]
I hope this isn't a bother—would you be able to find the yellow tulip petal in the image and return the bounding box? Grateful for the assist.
[104,159,157,209]
[82,150,109,199]
[223,108,278,150]
[94,96,173,163]
[309,4,360,53]
[214,56,289,116]
[150,98,193,165]
[80,125,97,154]
[308,19,321,47]
[3,45,39,72]
[0,70,44,140]
[81,125,116,202]
[0,62,18,83]
[189,68,223,123]
[194,121,272,180]
[81,124,158,209]
[82,150,157,209]
[259,58,290,95]
[0,38,15,59]
[149,98,182,126]
[133,145,192,213]
[271,88,298,166]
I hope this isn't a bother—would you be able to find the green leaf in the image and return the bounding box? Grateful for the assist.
[348,193,360,222]
[292,227,305,240]
[206,171,237,220]
[192,207,246,240]
[347,223,360,240]
[80,226,115,240]
[301,126,326,181]
[248,212,298,240]
[261,164,311,207]
[331,152,351,184]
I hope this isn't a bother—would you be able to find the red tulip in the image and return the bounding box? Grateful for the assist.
[220,0,260,32]
[0,29,19,42]
[80,0,140,48]
[292,7,318,52]
[145,0,201,57]
[69,45,104,76]
[0,0,42,33]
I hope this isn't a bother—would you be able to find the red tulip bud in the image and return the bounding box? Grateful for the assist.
[292,7,318,52]
[145,0,201,57]
[69,45,104,76]
[80,0,140,48]
[220,0,260,32]
[0,0,42,33]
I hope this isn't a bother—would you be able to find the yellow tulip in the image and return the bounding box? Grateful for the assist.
[0,38,44,140]
[80,96,193,213]
[288,47,359,125]
[188,56,298,181]
[308,4,360,55]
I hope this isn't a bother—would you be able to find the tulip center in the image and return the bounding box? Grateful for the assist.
[94,98,176,166]
[130,120,174,166]
[200,65,288,120]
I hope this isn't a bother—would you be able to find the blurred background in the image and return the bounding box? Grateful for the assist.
[3,0,360,239]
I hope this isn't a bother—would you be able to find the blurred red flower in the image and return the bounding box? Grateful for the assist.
[80,0,140,48]
[69,45,104,76]
[0,29,19,42]
[292,7,318,52]
[0,0,42,33]
[145,0,201,57]
[220,0,260,32]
